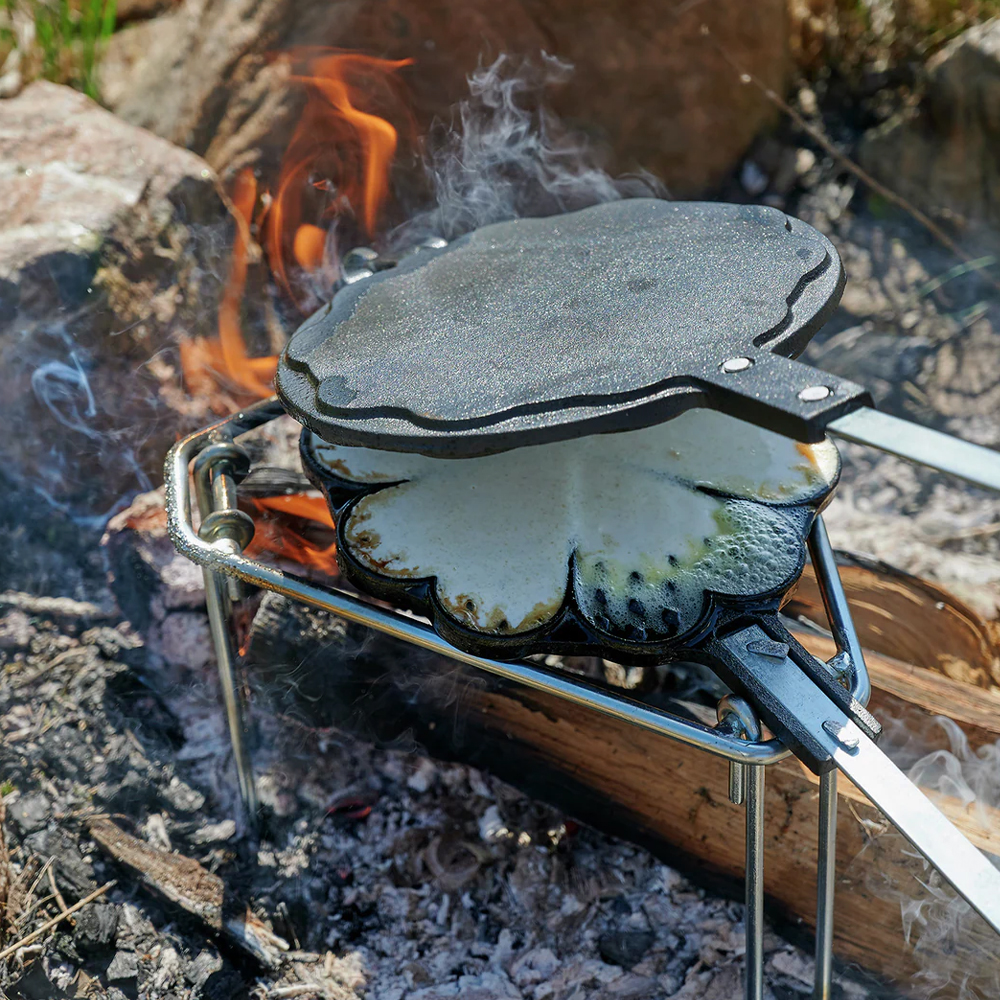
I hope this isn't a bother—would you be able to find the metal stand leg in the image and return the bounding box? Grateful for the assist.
[192,439,260,828]
[745,763,765,1000]
[814,769,837,999]
[717,694,766,1000]
[204,563,259,824]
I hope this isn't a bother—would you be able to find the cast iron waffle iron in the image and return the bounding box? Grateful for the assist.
[276,199,1000,932]
[277,199,872,452]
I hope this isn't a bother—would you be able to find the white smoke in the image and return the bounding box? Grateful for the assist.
[392,53,664,248]
[854,715,1000,999]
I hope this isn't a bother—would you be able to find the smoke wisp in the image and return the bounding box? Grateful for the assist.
[854,714,1000,999]
[393,53,665,248]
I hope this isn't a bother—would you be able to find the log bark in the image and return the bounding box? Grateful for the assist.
[245,558,1000,998]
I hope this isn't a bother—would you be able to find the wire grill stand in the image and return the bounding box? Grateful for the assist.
[163,396,989,1000]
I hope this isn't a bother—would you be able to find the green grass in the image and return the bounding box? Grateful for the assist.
[1,0,117,100]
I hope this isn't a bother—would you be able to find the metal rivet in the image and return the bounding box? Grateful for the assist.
[721,357,754,373]
[798,384,832,402]
[822,719,860,751]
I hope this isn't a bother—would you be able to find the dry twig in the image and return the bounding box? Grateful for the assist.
[0,881,115,962]
[48,865,70,918]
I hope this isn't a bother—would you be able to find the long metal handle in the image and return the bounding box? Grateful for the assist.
[717,622,1000,935]
[829,408,1000,493]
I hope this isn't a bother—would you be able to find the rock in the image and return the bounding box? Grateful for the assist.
[597,930,656,970]
[0,609,34,650]
[162,775,206,814]
[0,82,234,529]
[0,81,220,326]
[189,818,236,844]
[101,0,787,196]
[156,611,214,672]
[185,949,224,988]
[510,947,560,985]
[8,791,51,834]
[106,950,140,981]
[406,759,438,794]
[858,19,1000,230]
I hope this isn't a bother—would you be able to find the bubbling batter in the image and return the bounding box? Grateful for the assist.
[306,408,839,641]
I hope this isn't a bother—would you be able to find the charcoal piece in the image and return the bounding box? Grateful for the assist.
[598,929,656,969]
[202,967,247,1000]
[95,770,157,814]
[37,724,96,782]
[25,829,96,896]
[74,901,120,955]
[8,963,70,999]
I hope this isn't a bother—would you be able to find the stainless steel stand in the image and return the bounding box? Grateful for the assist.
[164,398,885,1000]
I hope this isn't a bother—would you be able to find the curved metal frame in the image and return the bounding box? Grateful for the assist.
[164,397,876,1000]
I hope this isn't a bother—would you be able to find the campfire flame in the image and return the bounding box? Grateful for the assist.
[243,494,339,576]
[265,50,412,302]
[178,169,278,401]
[180,49,410,573]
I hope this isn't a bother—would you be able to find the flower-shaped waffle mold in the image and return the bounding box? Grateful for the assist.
[301,408,840,662]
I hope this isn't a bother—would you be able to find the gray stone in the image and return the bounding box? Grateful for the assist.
[0,82,233,521]
[0,81,219,315]
[859,19,1000,230]
[161,775,206,814]
[107,950,140,981]
[189,818,236,844]
[0,609,33,650]
[8,791,50,833]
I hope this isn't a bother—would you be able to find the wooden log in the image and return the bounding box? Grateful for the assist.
[89,818,289,967]
[245,563,1000,997]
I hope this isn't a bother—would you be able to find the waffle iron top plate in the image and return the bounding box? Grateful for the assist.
[277,199,871,457]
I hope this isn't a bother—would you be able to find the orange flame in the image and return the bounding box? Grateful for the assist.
[243,494,339,576]
[178,49,409,575]
[265,50,412,301]
[180,49,409,405]
[178,168,278,402]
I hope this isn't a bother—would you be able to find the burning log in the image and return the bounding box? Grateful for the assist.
[243,558,1000,996]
